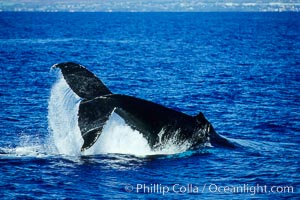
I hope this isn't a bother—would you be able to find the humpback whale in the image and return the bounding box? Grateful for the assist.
[52,62,231,152]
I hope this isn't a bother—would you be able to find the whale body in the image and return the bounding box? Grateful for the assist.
[53,62,231,152]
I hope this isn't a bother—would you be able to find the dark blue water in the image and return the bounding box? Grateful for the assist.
[0,12,299,199]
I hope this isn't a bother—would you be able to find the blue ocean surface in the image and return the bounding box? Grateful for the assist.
[0,12,299,199]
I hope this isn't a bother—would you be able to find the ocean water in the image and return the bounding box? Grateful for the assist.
[0,12,299,199]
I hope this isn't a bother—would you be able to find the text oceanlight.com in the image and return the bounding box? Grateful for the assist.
[124,183,294,195]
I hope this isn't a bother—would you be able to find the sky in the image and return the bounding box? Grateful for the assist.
[0,0,299,12]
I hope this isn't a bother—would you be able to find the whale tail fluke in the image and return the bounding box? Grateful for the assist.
[52,62,233,152]
[52,62,112,99]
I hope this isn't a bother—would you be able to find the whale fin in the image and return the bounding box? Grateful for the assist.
[52,62,112,99]
[78,98,114,151]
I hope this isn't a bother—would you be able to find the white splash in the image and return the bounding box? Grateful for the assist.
[83,113,153,156]
[1,132,48,157]
[48,73,83,156]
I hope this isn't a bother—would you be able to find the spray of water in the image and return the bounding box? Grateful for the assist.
[48,73,83,156]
